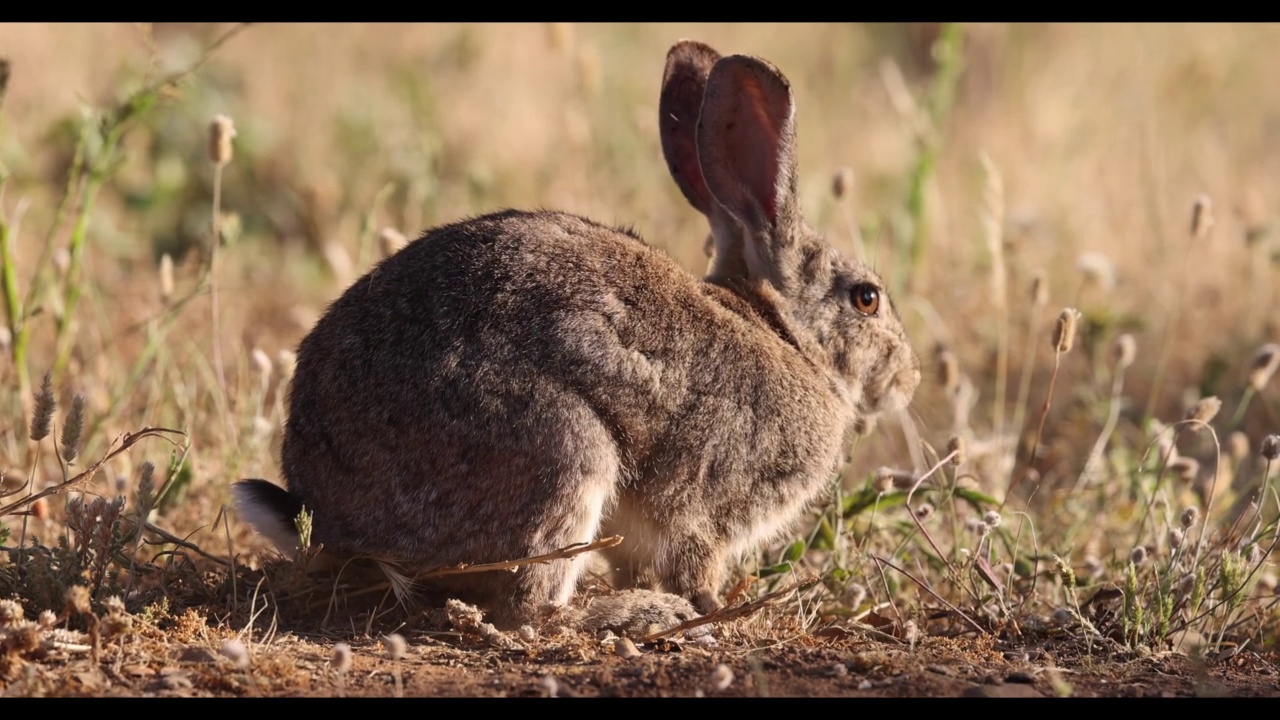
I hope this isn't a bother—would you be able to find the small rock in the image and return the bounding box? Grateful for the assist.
[927,664,956,677]
[539,674,559,697]
[161,671,193,690]
[518,625,537,642]
[830,663,848,677]
[710,663,734,691]
[857,679,872,690]
[689,632,719,649]
[615,637,642,659]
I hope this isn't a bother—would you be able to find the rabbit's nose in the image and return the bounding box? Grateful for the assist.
[898,354,922,402]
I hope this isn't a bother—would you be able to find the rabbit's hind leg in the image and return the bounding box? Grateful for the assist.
[483,425,622,628]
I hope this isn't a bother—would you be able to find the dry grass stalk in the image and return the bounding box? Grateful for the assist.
[1009,307,1080,505]
[638,577,819,642]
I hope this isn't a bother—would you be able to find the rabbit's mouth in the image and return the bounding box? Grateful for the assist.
[859,358,921,418]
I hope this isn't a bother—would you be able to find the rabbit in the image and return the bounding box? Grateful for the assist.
[233,39,921,631]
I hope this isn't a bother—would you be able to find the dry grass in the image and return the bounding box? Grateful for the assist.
[1,23,1279,696]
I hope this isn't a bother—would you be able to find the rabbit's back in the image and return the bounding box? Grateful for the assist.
[282,210,846,568]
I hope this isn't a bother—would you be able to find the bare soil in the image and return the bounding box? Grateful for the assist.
[6,611,1278,697]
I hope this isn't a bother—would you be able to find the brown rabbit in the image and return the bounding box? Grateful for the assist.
[234,40,921,630]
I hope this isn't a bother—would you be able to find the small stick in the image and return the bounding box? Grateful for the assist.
[417,535,623,578]
[871,555,987,635]
[638,577,818,643]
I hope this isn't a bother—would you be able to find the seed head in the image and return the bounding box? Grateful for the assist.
[1168,528,1184,549]
[872,467,895,494]
[209,114,237,165]
[891,470,919,491]
[60,394,85,465]
[1181,506,1199,529]
[331,642,353,674]
[1053,554,1077,590]
[378,227,408,259]
[277,349,298,379]
[251,347,273,378]
[1112,333,1136,371]
[1184,396,1222,427]
[902,619,920,645]
[1262,434,1280,461]
[845,583,868,609]
[0,599,23,627]
[221,639,250,670]
[1248,343,1280,392]
[159,253,175,302]
[1076,252,1117,292]
[914,503,935,522]
[1227,432,1250,463]
[30,371,55,442]
[831,167,855,200]
[947,436,966,466]
[1052,308,1081,354]
[382,633,407,660]
[31,498,48,520]
[710,663,735,691]
[1130,546,1148,565]
[1190,194,1214,239]
[38,610,57,630]
[983,510,1002,529]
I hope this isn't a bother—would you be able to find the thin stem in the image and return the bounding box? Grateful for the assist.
[1075,361,1129,494]
[1005,348,1063,509]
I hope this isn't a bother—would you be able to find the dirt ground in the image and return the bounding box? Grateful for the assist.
[5,610,1278,698]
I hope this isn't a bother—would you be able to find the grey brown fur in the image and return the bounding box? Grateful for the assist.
[233,40,920,629]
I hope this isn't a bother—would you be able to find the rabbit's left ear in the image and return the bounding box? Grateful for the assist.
[660,40,721,216]
[696,55,802,289]
[660,40,752,283]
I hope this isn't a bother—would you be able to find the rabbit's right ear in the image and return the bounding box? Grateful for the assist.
[697,54,804,293]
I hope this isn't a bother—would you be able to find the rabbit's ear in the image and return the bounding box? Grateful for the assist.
[660,40,721,216]
[661,41,751,283]
[697,55,802,288]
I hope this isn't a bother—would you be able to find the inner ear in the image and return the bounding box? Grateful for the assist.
[659,40,722,216]
[696,55,797,232]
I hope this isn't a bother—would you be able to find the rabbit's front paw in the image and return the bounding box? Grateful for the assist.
[580,589,701,637]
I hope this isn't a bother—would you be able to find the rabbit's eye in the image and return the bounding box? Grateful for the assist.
[851,283,880,316]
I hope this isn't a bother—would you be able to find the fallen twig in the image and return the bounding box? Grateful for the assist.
[417,535,624,578]
[639,576,819,643]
